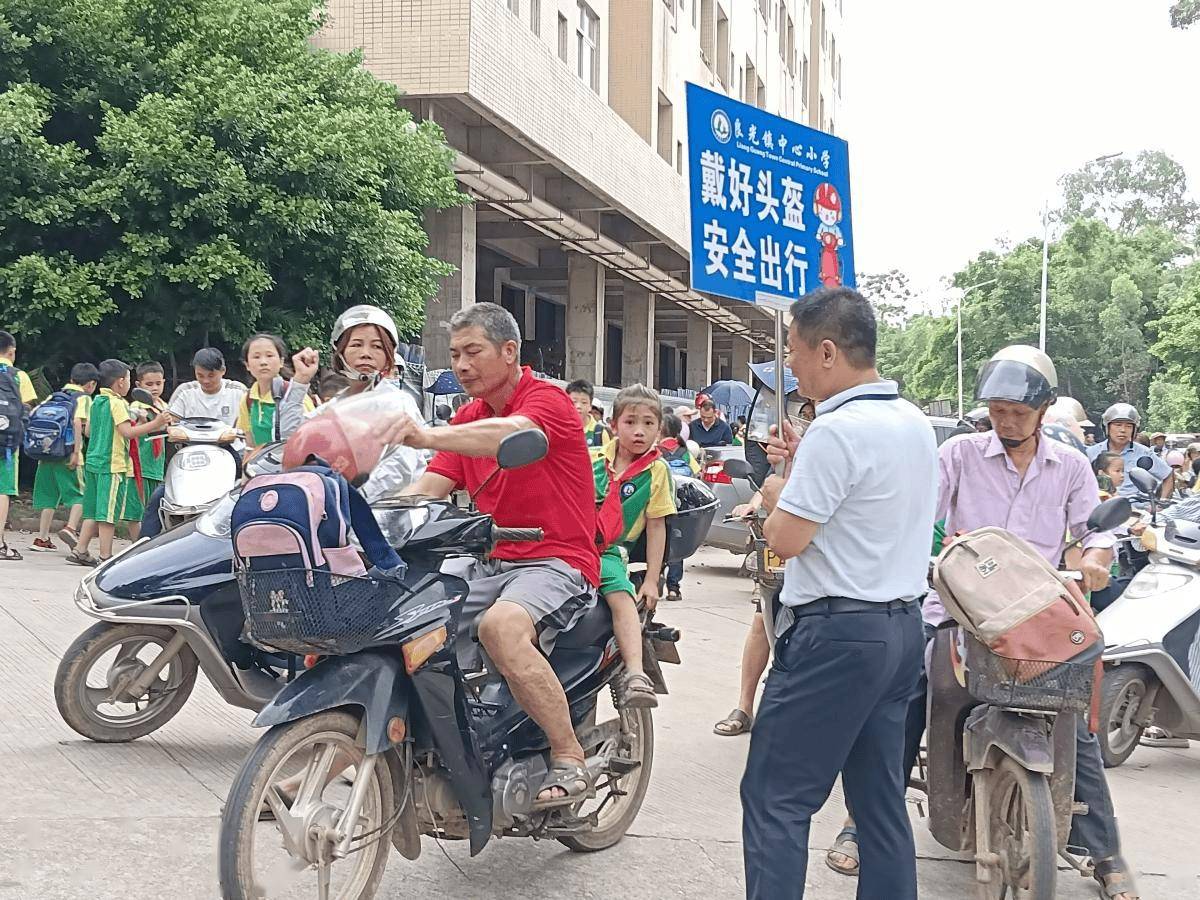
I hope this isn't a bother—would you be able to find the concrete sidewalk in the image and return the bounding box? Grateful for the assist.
[0,542,1196,898]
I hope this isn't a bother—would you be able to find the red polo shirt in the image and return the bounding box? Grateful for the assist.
[426,367,600,585]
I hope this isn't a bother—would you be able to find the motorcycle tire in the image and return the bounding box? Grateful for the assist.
[54,621,199,743]
[983,756,1057,900]
[219,710,393,900]
[1099,664,1153,768]
[559,706,654,853]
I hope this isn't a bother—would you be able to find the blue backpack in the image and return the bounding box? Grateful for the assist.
[232,464,402,578]
[22,390,82,460]
[660,443,695,478]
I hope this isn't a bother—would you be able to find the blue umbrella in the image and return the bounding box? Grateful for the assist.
[700,380,756,410]
[426,369,463,395]
[748,361,799,396]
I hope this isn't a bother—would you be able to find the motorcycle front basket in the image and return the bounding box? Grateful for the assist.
[965,637,1095,714]
[237,567,402,656]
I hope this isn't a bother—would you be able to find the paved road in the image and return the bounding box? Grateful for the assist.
[1,541,1197,899]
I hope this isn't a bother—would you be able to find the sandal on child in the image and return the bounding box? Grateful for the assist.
[0,544,21,561]
[616,671,659,708]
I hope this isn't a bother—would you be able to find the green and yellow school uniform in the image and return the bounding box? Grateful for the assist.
[0,364,36,496]
[583,418,610,449]
[83,388,133,524]
[31,384,92,511]
[236,381,315,446]
[592,443,677,597]
[124,398,167,520]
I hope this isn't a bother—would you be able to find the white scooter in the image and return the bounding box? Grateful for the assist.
[1096,465,1200,767]
[129,387,244,532]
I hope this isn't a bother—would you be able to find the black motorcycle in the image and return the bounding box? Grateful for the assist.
[216,431,715,900]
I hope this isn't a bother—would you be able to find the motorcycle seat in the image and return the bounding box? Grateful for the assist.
[552,600,613,651]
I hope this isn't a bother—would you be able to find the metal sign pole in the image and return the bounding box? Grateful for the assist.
[762,309,787,653]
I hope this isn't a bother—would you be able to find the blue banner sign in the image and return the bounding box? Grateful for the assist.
[686,82,855,310]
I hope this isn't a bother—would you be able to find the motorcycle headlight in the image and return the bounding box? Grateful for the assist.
[195,491,238,539]
[1122,569,1193,599]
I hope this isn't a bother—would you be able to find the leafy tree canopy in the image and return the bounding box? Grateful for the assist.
[1170,0,1200,28]
[0,0,463,380]
[1057,150,1199,238]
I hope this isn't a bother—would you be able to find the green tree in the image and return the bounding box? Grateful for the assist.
[1148,371,1200,430]
[857,268,915,327]
[1058,150,1199,238]
[0,0,463,378]
[1099,274,1153,402]
[1171,1,1200,28]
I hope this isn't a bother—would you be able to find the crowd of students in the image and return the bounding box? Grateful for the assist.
[0,328,347,564]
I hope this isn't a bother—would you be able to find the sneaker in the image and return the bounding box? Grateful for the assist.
[57,527,79,550]
[29,537,57,552]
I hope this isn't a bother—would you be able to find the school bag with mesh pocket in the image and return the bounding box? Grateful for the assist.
[22,389,83,460]
[932,526,1102,674]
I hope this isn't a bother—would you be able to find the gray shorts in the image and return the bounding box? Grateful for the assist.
[444,557,597,669]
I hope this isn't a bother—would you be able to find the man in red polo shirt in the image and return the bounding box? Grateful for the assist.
[380,303,600,809]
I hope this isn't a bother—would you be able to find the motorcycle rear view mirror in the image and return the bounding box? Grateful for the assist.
[1087,496,1132,533]
[1127,467,1158,497]
[435,403,453,423]
[129,387,155,406]
[496,429,548,470]
[1136,456,1155,471]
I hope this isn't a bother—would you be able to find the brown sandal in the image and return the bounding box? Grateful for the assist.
[617,671,659,708]
[713,708,753,736]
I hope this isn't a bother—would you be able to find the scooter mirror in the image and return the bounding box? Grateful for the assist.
[722,458,754,480]
[129,387,155,405]
[1087,496,1133,533]
[435,404,453,423]
[496,429,548,470]
[1135,456,1154,471]
[1127,467,1158,496]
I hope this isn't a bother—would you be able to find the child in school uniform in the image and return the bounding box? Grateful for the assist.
[0,330,37,560]
[123,362,171,541]
[236,334,315,447]
[30,362,100,552]
[67,360,170,566]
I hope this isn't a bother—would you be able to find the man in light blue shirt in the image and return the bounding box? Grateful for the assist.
[740,287,937,900]
[1086,402,1172,499]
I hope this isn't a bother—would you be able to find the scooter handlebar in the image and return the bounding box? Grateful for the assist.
[493,527,545,543]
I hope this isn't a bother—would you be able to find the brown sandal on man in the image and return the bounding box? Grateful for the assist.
[713,708,753,736]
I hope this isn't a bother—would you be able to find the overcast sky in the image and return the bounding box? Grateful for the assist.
[840,0,1200,310]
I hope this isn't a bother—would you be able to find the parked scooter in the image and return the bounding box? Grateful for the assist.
[54,442,294,742]
[216,430,706,900]
[1096,466,1200,767]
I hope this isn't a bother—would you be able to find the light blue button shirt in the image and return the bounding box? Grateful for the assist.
[774,380,938,634]
[1086,439,1171,497]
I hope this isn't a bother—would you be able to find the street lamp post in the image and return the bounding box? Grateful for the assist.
[1039,151,1123,351]
[957,278,998,420]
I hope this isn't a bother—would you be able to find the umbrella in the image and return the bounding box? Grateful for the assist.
[748,361,799,397]
[699,380,756,410]
[426,369,463,395]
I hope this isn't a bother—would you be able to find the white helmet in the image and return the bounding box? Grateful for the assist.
[976,345,1058,409]
[331,305,400,384]
[1101,403,1140,429]
[1048,396,1094,427]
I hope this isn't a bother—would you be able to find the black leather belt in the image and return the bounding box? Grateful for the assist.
[787,596,918,619]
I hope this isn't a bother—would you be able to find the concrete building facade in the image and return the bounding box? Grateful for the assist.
[315,0,842,388]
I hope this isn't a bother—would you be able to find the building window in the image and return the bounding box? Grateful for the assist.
[558,13,569,62]
[656,91,674,164]
[744,58,756,105]
[801,54,809,97]
[691,0,697,29]
[715,7,730,86]
[778,3,786,55]
[662,0,676,17]
[577,2,600,92]
[530,0,541,35]
[821,2,827,50]
[786,17,795,72]
[700,0,714,66]
[504,0,518,15]
[676,140,684,175]
[830,35,837,73]
[756,77,766,109]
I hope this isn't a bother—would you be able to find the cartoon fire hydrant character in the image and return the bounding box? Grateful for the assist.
[813,182,845,287]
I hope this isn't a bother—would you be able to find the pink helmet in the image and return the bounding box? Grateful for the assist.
[282,407,384,484]
[1166,449,1186,467]
[814,183,842,214]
